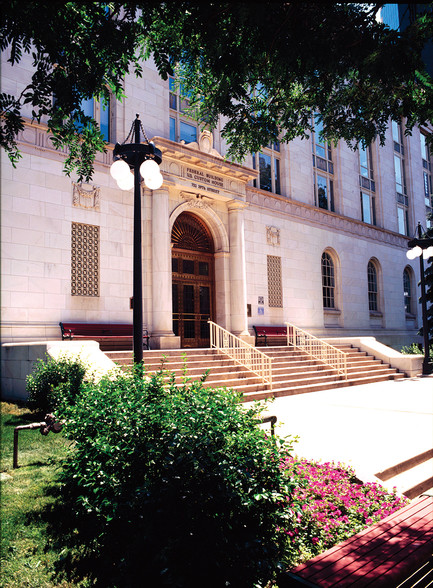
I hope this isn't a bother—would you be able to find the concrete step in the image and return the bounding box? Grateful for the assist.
[106,343,404,397]
[242,372,406,402]
[121,363,401,389]
[375,449,433,500]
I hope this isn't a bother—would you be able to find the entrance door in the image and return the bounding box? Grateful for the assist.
[171,213,215,348]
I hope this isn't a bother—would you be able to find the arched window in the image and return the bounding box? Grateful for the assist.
[367,260,378,311]
[403,267,413,315]
[321,252,335,309]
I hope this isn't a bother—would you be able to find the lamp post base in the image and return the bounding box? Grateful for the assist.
[422,359,433,376]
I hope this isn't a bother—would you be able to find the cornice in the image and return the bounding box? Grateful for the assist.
[247,187,410,250]
[154,136,257,184]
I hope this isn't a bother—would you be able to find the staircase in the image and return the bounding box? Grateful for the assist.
[105,343,405,402]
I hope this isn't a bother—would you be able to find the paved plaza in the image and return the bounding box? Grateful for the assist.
[257,375,433,495]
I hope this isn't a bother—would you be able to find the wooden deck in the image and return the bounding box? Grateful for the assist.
[282,495,433,587]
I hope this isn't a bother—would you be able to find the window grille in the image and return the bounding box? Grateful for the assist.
[71,222,100,297]
[267,255,283,307]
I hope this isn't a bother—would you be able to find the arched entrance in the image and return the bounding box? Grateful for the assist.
[171,212,215,348]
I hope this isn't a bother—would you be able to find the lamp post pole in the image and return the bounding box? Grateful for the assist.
[110,115,163,364]
[407,222,433,375]
[417,223,431,375]
[132,117,144,364]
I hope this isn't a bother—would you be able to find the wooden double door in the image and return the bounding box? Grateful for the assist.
[172,251,214,348]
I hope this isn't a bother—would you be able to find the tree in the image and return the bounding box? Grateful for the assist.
[1,2,433,181]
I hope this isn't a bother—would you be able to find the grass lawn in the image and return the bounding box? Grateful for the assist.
[0,402,87,587]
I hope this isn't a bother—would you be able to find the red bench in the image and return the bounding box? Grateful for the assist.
[59,322,149,351]
[282,495,433,587]
[253,325,287,346]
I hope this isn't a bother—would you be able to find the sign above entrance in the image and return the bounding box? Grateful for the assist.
[186,167,224,195]
[153,136,258,202]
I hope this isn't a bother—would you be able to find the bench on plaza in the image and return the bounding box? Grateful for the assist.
[253,325,288,347]
[281,494,433,587]
[59,322,150,351]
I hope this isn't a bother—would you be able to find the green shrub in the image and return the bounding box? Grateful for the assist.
[26,355,86,414]
[53,367,297,588]
[401,343,433,358]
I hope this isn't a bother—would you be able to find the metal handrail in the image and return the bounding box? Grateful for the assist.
[208,321,273,390]
[285,322,347,378]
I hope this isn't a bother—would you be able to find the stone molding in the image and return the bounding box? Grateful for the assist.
[247,188,409,249]
[16,118,113,167]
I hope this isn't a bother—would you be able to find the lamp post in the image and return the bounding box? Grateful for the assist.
[406,222,433,375]
[110,115,163,363]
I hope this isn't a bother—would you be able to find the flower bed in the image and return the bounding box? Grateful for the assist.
[280,456,410,567]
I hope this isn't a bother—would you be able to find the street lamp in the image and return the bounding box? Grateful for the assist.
[110,114,163,363]
[406,222,433,375]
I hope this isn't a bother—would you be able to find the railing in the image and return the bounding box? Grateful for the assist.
[209,321,273,390]
[285,322,347,378]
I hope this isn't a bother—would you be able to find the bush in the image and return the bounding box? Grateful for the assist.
[53,367,297,588]
[26,355,86,414]
[401,343,433,358]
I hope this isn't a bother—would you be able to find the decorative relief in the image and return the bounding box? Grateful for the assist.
[72,182,100,210]
[267,255,283,308]
[180,192,215,209]
[266,226,280,246]
[71,222,100,297]
[187,130,223,159]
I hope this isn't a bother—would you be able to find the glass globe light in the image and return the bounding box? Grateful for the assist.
[110,158,130,181]
[117,172,134,191]
[423,246,433,260]
[144,172,163,190]
[140,158,160,181]
[406,246,423,260]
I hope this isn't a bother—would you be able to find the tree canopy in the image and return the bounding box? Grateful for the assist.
[1,2,433,180]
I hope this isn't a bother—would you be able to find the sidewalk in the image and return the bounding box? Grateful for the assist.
[259,375,433,495]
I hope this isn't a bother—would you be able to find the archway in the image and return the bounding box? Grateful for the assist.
[171,212,215,348]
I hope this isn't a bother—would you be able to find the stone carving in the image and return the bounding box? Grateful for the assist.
[180,191,215,209]
[186,130,223,159]
[266,226,280,246]
[72,182,100,210]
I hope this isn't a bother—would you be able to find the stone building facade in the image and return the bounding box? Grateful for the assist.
[1,53,431,352]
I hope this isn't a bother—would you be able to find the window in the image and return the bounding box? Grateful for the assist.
[252,143,281,194]
[169,75,198,144]
[78,96,110,142]
[71,222,100,297]
[361,192,376,225]
[55,93,111,142]
[403,267,413,315]
[367,260,378,312]
[392,120,409,235]
[420,132,432,227]
[312,114,334,211]
[397,204,409,235]
[267,255,283,307]
[321,252,335,309]
[359,144,376,225]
